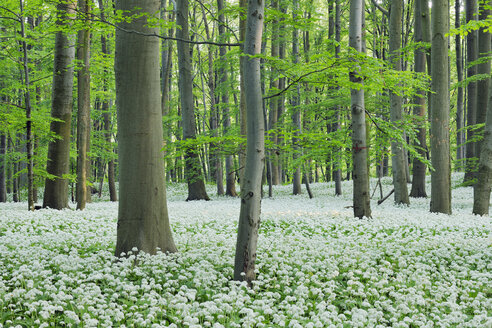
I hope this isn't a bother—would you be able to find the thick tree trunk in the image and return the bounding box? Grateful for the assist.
[115,0,177,255]
[238,0,248,185]
[76,0,91,210]
[176,0,209,201]
[43,1,76,210]
[475,1,491,154]
[430,0,452,214]
[473,82,492,215]
[349,0,371,219]
[389,0,409,205]
[463,0,479,183]
[410,0,428,198]
[234,0,265,284]
[217,0,237,197]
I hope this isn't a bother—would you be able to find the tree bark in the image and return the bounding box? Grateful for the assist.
[475,0,491,154]
[463,0,479,183]
[349,0,372,219]
[455,0,465,165]
[234,0,265,284]
[292,0,302,195]
[430,0,452,214]
[43,1,76,210]
[389,0,409,205]
[19,0,34,210]
[333,0,342,196]
[473,81,492,215]
[410,0,428,198]
[115,0,177,255]
[0,134,6,202]
[76,0,91,210]
[176,0,210,201]
[217,0,237,197]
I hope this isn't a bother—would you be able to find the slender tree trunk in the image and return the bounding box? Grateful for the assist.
[115,0,177,255]
[43,1,76,210]
[463,0,479,183]
[430,0,452,214]
[0,134,6,202]
[455,0,465,165]
[389,0,409,205]
[269,0,280,186]
[292,0,302,195]
[234,0,265,284]
[76,0,91,210]
[473,81,492,215]
[217,0,237,197]
[334,0,342,196]
[349,0,371,219]
[176,0,209,201]
[19,0,34,210]
[410,0,428,198]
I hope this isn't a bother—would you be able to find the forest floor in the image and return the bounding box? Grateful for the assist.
[0,174,491,328]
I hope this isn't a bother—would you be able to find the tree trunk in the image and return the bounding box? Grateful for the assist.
[410,0,428,198]
[334,0,342,196]
[292,0,302,195]
[269,0,280,186]
[430,0,452,214]
[176,0,210,201]
[217,0,237,197]
[234,0,265,284]
[455,0,465,165]
[475,0,491,154]
[98,0,116,202]
[76,0,91,210]
[19,0,34,210]
[115,0,177,255]
[389,0,409,205]
[473,81,492,215]
[43,1,76,210]
[0,134,6,202]
[238,0,248,186]
[349,0,372,219]
[463,0,479,183]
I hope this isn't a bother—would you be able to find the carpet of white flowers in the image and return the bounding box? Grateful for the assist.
[0,174,491,328]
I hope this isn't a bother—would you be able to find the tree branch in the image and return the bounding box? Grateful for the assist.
[370,0,389,17]
[263,66,331,100]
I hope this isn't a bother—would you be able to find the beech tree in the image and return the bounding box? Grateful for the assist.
[234,0,265,283]
[43,0,76,210]
[430,0,451,214]
[176,0,210,201]
[114,0,177,255]
[349,0,371,219]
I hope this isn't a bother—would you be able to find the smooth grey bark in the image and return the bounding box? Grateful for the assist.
[217,0,237,197]
[43,1,76,210]
[475,0,491,154]
[238,0,247,185]
[234,0,265,284]
[98,0,117,202]
[455,0,465,164]
[269,0,280,186]
[0,134,6,202]
[292,0,302,195]
[333,0,342,196]
[473,81,492,215]
[463,0,479,183]
[19,0,34,210]
[115,0,177,255]
[349,0,371,219]
[430,0,452,214]
[176,0,209,201]
[389,0,409,205]
[410,0,428,198]
[76,0,91,210]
